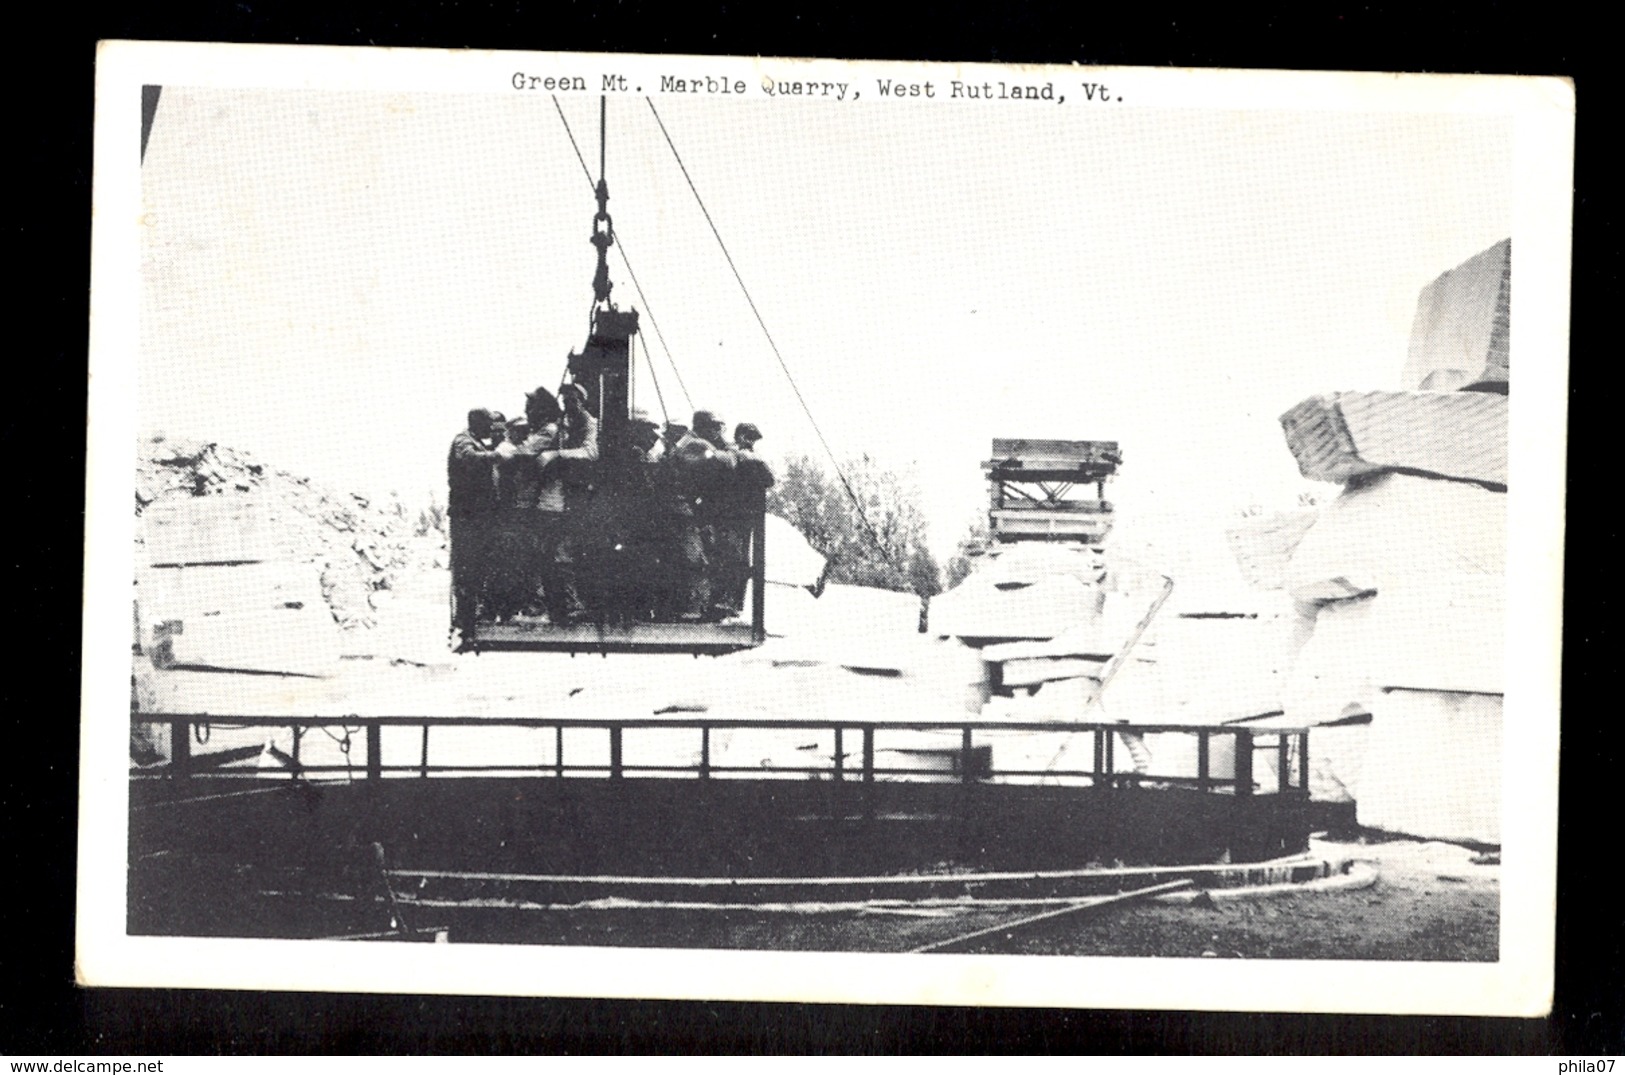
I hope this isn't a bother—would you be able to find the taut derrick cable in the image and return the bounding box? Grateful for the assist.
[641,95,897,568]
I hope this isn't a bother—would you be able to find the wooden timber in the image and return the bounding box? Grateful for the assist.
[983,438,1121,545]
[472,619,759,653]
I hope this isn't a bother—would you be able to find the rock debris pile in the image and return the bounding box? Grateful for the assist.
[135,435,446,630]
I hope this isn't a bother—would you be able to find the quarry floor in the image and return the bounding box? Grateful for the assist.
[428,835,1499,960]
[951,835,1500,960]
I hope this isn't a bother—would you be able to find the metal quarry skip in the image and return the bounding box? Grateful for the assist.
[449,97,780,655]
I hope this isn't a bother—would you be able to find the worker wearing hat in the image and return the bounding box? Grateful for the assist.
[523,386,560,431]
[576,406,667,624]
[553,382,599,466]
[664,410,739,620]
[495,415,533,503]
[531,381,597,623]
[447,408,504,646]
[716,421,775,616]
[660,421,688,460]
[481,413,541,619]
[670,410,734,481]
[507,386,580,623]
[626,407,662,460]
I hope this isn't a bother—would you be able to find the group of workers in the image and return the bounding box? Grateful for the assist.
[447,383,774,644]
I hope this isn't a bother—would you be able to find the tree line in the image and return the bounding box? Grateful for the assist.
[765,453,985,599]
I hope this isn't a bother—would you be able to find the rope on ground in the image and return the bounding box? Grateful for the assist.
[907,879,1194,954]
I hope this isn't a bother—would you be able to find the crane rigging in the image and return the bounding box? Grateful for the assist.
[550,95,689,418]
[456,94,916,655]
[458,96,772,654]
[552,94,896,564]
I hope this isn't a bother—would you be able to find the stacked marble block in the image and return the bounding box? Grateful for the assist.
[1235,239,1511,844]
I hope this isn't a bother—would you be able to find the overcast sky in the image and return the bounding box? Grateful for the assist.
[138,85,1511,551]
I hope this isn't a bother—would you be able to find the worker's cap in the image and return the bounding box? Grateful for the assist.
[557,382,588,403]
[734,422,762,442]
[627,407,658,428]
[488,410,507,425]
[691,409,722,428]
[524,385,558,403]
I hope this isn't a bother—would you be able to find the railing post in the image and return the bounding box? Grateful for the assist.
[555,726,564,778]
[419,725,430,778]
[170,720,190,778]
[609,726,623,779]
[862,727,875,783]
[699,726,711,780]
[834,727,844,782]
[1104,728,1115,783]
[1300,730,1311,792]
[961,726,975,784]
[1093,727,1105,787]
[1234,729,1253,796]
[751,499,767,643]
[366,723,382,780]
[1197,729,1210,794]
[1277,734,1290,797]
[290,725,302,780]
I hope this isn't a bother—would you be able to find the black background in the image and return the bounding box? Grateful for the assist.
[12,2,1616,1056]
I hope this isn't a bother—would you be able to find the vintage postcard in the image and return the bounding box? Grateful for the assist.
[80,41,1572,1014]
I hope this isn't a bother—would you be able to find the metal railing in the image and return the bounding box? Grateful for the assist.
[134,713,1311,796]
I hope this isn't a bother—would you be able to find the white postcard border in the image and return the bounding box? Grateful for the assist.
[79,40,1573,1015]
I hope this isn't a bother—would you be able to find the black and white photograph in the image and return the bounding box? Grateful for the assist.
[79,43,1572,1014]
